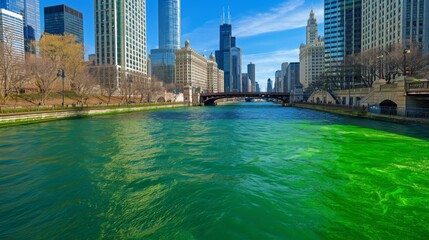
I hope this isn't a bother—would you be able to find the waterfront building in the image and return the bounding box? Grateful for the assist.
[256,82,260,92]
[247,62,256,92]
[362,0,429,54]
[207,53,224,93]
[175,40,208,92]
[275,70,283,93]
[151,0,181,85]
[44,5,84,43]
[300,9,324,90]
[324,0,362,88]
[0,0,40,54]
[231,46,242,92]
[267,78,273,92]
[0,8,24,61]
[94,0,147,87]
[281,62,288,92]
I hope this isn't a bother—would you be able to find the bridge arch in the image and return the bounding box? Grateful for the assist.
[380,99,397,115]
[200,92,290,106]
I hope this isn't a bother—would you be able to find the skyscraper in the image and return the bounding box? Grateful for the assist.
[300,9,324,90]
[247,62,255,92]
[216,8,240,92]
[324,0,361,88]
[94,0,147,85]
[0,0,40,54]
[362,0,429,54]
[44,5,84,43]
[275,70,282,93]
[0,8,24,61]
[151,0,180,84]
[231,46,242,92]
[267,78,273,92]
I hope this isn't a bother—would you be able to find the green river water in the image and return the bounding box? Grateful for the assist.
[0,103,428,239]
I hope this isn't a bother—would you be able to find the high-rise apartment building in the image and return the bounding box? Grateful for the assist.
[94,0,147,86]
[151,0,181,84]
[175,40,208,92]
[324,0,362,88]
[362,0,429,53]
[44,5,84,43]
[0,0,40,53]
[247,62,255,92]
[0,8,24,61]
[300,9,324,90]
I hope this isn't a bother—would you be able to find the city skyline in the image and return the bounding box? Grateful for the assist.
[38,0,324,91]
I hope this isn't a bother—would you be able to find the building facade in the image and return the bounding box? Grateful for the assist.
[94,0,147,87]
[151,0,181,84]
[324,0,362,88]
[362,0,429,53]
[175,40,208,93]
[0,0,40,54]
[275,70,283,93]
[300,9,324,90]
[207,53,223,93]
[0,8,24,61]
[285,63,301,93]
[44,5,84,43]
[247,62,255,92]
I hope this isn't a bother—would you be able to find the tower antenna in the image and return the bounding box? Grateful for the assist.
[228,6,231,24]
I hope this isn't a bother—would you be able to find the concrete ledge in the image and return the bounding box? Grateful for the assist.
[293,103,429,125]
[0,104,187,128]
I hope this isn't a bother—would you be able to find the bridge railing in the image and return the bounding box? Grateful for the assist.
[408,82,429,90]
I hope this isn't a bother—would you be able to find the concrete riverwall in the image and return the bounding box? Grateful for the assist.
[0,104,186,127]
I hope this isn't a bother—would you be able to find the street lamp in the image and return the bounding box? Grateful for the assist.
[403,49,410,76]
[377,55,384,80]
[57,69,66,107]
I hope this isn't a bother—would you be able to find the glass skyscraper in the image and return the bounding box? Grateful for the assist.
[324,0,362,89]
[44,5,84,43]
[151,0,180,85]
[0,8,24,60]
[0,0,40,53]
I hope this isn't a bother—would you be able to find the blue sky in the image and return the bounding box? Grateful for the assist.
[40,0,324,90]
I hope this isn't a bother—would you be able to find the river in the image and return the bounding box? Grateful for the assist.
[1,103,428,239]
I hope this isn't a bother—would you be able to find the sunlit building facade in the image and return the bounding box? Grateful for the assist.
[175,41,208,92]
[0,8,24,61]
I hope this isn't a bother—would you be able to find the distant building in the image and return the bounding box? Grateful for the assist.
[151,0,181,85]
[267,78,273,92]
[44,5,84,43]
[247,62,256,91]
[0,8,24,61]
[216,8,242,92]
[242,73,251,92]
[175,40,208,93]
[300,9,324,90]
[275,70,283,93]
[207,53,224,93]
[285,63,300,93]
[256,82,260,92]
[88,54,96,64]
[281,62,288,92]
[362,0,429,54]
[0,0,40,54]
[231,46,242,92]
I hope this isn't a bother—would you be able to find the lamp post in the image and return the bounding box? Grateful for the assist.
[57,69,66,107]
[403,49,410,117]
[403,49,410,76]
[377,55,384,80]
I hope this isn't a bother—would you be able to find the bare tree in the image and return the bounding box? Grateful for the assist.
[0,28,27,105]
[133,72,150,103]
[27,57,60,105]
[73,66,97,105]
[97,65,118,104]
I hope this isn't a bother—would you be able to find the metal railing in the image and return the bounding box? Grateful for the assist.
[368,105,429,119]
[408,82,429,90]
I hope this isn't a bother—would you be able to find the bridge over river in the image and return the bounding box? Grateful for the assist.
[200,92,290,106]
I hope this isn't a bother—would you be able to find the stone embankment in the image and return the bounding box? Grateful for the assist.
[0,103,186,127]
[293,103,429,125]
